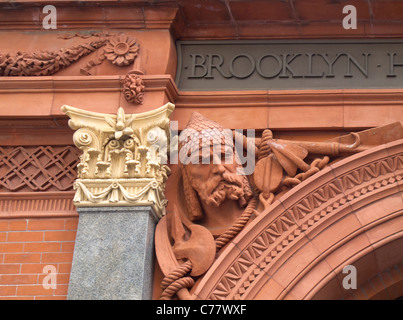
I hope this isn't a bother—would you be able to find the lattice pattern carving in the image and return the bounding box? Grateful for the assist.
[0,146,80,192]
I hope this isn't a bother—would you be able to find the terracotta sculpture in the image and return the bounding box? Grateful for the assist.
[0,33,145,105]
[155,113,403,300]
[177,112,255,233]
[0,34,140,77]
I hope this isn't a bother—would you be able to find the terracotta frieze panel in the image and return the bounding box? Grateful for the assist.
[0,145,80,192]
[0,145,80,218]
[0,33,140,77]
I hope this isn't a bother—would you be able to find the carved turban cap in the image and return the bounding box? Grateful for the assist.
[178,112,234,161]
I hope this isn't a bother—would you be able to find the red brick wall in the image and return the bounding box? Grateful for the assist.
[0,217,78,300]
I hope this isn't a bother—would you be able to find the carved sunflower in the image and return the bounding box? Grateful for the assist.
[104,35,139,67]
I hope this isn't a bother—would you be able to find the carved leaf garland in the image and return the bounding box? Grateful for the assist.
[0,40,106,76]
[0,34,139,76]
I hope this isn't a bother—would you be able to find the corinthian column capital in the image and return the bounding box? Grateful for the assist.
[62,103,175,220]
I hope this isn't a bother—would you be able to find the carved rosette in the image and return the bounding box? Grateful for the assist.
[123,70,145,104]
[62,103,175,219]
[104,35,139,67]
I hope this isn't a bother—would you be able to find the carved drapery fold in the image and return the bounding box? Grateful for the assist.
[62,103,174,219]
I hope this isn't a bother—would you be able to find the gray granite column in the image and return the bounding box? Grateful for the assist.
[67,206,157,300]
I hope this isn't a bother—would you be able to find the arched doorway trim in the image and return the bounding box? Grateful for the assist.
[342,261,403,300]
[193,139,403,300]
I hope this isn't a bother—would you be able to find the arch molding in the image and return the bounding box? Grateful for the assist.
[193,139,403,300]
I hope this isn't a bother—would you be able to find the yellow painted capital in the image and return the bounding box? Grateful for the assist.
[62,103,175,219]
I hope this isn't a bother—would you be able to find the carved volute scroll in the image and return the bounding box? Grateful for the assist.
[62,103,175,219]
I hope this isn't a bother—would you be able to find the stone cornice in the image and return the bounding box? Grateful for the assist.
[1,1,402,39]
[0,75,178,117]
[0,75,402,131]
[173,88,403,130]
[0,75,177,92]
[0,3,179,31]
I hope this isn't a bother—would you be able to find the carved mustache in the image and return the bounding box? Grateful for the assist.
[208,175,244,207]
[210,172,243,195]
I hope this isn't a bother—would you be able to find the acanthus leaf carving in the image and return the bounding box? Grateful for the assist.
[0,39,107,76]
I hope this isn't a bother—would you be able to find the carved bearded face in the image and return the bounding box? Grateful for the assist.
[178,112,253,221]
[184,145,246,208]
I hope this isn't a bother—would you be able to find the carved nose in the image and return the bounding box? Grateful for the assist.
[212,163,225,175]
